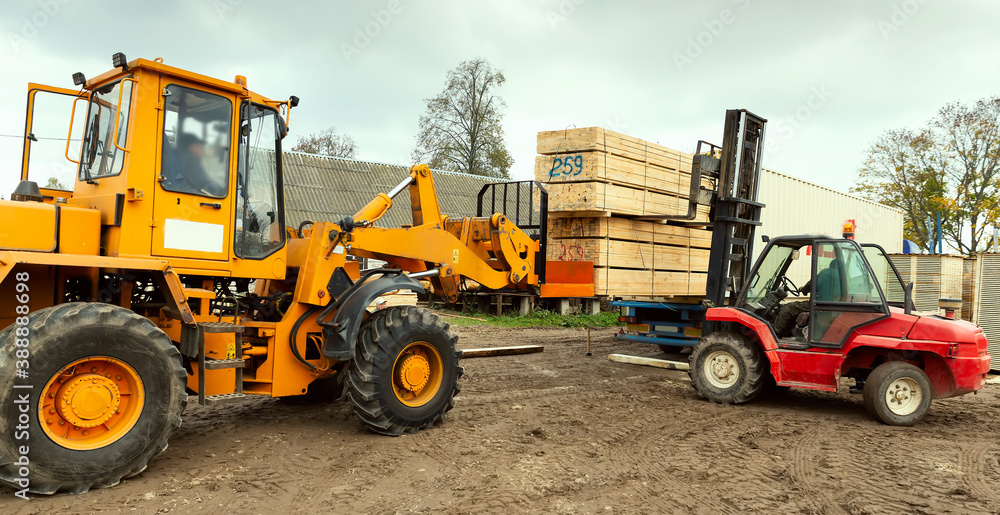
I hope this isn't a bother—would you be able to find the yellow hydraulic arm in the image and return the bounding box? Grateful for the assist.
[337,164,539,302]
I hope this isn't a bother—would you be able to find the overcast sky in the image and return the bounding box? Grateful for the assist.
[2,0,998,199]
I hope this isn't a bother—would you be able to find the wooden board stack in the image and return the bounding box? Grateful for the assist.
[536,128,715,299]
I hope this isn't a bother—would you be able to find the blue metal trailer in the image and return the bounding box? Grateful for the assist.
[612,301,706,348]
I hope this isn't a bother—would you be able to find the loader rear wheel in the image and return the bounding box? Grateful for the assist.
[689,331,766,405]
[863,362,931,426]
[0,303,186,495]
[346,306,462,436]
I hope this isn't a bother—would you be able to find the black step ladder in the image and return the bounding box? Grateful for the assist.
[181,321,246,406]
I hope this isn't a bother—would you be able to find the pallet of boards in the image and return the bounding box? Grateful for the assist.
[540,182,711,220]
[548,217,713,248]
[962,257,976,323]
[536,127,710,223]
[888,254,964,318]
[547,216,713,298]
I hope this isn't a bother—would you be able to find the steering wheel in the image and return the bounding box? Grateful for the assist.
[779,275,799,294]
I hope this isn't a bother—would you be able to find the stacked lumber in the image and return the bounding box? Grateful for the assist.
[888,255,965,317]
[535,127,711,221]
[962,257,976,323]
[536,128,715,299]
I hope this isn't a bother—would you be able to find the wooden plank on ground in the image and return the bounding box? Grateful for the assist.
[608,354,690,371]
[460,345,544,358]
[432,311,487,322]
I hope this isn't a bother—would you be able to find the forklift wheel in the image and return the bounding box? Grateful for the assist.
[688,332,766,405]
[863,362,931,426]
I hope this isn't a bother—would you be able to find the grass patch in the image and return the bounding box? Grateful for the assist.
[434,308,622,328]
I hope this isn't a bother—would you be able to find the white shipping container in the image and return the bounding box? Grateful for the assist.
[753,168,904,286]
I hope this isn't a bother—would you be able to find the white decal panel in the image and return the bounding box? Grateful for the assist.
[164,219,224,253]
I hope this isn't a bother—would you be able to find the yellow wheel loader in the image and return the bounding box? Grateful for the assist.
[0,53,587,495]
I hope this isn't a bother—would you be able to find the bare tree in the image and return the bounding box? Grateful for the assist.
[853,97,1000,253]
[45,176,68,190]
[291,127,358,159]
[412,58,513,179]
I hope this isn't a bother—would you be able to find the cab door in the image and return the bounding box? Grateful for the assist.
[151,80,236,261]
[18,83,89,199]
[808,240,890,347]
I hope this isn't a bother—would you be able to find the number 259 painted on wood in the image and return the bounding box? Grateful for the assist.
[548,154,584,178]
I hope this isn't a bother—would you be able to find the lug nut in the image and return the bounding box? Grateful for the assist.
[58,421,65,426]
[46,418,53,424]
[115,375,122,381]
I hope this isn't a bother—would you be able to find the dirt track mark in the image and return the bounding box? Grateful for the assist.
[960,442,997,503]
[789,430,847,514]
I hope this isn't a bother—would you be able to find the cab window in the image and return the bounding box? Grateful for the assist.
[234,103,284,259]
[811,242,886,345]
[160,85,232,198]
[78,79,133,180]
[863,245,907,306]
[745,245,793,306]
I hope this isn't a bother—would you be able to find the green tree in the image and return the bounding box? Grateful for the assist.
[291,127,358,159]
[852,129,949,251]
[934,98,1000,254]
[853,97,1000,254]
[412,58,513,179]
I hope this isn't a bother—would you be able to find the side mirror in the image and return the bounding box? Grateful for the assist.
[904,282,914,315]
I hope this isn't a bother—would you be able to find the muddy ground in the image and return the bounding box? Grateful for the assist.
[3,326,999,514]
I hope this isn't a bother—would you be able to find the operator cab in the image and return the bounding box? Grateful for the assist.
[15,53,294,279]
[737,235,909,349]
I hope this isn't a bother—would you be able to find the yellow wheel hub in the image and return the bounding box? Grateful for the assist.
[392,342,444,407]
[56,375,122,428]
[40,357,144,451]
[398,355,431,392]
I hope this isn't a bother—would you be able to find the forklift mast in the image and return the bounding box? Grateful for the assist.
[704,109,767,308]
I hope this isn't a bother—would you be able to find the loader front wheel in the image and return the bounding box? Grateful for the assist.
[0,303,186,494]
[689,331,766,405]
[347,306,462,435]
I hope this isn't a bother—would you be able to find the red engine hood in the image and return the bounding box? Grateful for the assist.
[907,313,985,345]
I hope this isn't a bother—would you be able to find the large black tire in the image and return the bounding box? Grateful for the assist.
[688,331,767,405]
[0,303,186,494]
[346,306,462,436]
[863,362,932,426]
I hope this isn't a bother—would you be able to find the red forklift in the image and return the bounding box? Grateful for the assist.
[618,110,991,425]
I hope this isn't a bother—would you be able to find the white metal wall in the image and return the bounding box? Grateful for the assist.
[972,253,1000,371]
[753,168,904,285]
